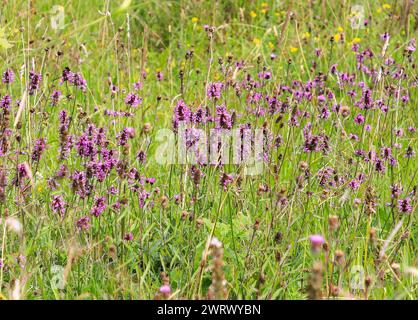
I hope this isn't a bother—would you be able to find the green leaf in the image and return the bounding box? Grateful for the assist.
[116,0,132,13]
[0,27,13,49]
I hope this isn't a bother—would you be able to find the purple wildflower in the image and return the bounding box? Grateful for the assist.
[220,172,234,190]
[405,38,416,53]
[137,150,147,164]
[172,99,191,130]
[354,113,365,124]
[207,82,224,99]
[13,163,29,188]
[2,69,14,84]
[28,70,42,95]
[91,196,107,217]
[405,146,415,158]
[134,81,142,90]
[309,234,325,251]
[390,184,402,198]
[32,138,47,161]
[61,67,72,83]
[375,158,385,173]
[51,195,66,216]
[56,164,68,178]
[348,179,360,190]
[397,197,413,214]
[124,233,133,241]
[0,94,12,111]
[124,93,142,108]
[215,105,233,129]
[71,170,90,198]
[50,90,61,106]
[69,72,87,90]
[117,127,135,146]
[76,216,91,231]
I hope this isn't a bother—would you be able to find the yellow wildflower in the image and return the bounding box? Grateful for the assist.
[337,27,343,33]
[352,37,361,43]
[268,41,274,49]
[333,33,341,42]
[289,46,298,53]
[250,11,257,18]
[382,4,391,9]
[191,17,198,23]
[253,38,261,45]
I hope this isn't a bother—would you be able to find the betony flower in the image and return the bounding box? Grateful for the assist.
[136,150,147,164]
[156,71,164,81]
[69,72,87,90]
[207,82,223,99]
[134,81,142,90]
[2,69,14,84]
[50,90,61,106]
[172,99,191,130]
[76,216,91,231]
[51,195,66,216]
[354,113,365,124]
[397,197,413,214]
[0,95,12,111]
[91,196,107,217]
[215,105,233,129]
[117,127,135,146]
[32,138,47,161]
[390,184,402,198]
[28,70,42,95]
[124,233,133,241]
[124,93,142,108]
[220,172,234,190]
[405,146,415,158]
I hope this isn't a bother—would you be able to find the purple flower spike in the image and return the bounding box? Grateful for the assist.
[2,69,14,84]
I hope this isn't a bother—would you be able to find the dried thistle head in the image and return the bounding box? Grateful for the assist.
[207,237,228,300]
[365,185,377,216]
[160,195,169,209]
[328,215,339,231]
[369,227,377,244]
[307,261,324,300]
[299,161,309,171]
[339,105,351,117]
[334,250,345,266]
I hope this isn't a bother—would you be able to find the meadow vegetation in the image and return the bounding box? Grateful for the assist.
[0,0,417,299]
